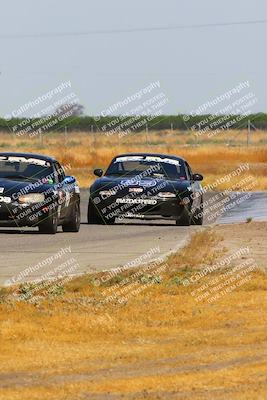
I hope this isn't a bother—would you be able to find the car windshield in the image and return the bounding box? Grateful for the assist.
[105,156,186,180]
[0,156,54,182]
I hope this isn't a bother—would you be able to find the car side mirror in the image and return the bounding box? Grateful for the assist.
[63,175,76,184]
[94,168,103,177]
[192,173,203,181]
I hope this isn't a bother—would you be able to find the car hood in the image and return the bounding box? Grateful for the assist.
[0,178,53,197]
[91,175,192,195]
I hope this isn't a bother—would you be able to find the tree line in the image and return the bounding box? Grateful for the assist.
[0,114,266,133]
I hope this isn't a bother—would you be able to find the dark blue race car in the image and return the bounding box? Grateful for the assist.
[0,152,80,234]
[88,153,204,226]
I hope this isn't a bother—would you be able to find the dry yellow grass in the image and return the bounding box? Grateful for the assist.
[1,129,267,189]
[0,228,266,399]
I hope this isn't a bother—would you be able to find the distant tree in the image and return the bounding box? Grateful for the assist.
[55,103,85,117]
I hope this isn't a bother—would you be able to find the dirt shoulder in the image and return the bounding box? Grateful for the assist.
[0,223,266,400]
[215,220,267,269]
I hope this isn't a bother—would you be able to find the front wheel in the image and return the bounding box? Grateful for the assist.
[87,200,104,224]
[176,208,191,226]
[192,202,203,226]
[87,200,115,225]
[38,210,58,234]
[62,202,81,232]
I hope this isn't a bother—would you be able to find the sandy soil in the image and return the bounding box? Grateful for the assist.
[215,221,267,269]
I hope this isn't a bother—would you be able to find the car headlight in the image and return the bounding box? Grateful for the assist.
[19,193,45,204]
[158,192,176,198]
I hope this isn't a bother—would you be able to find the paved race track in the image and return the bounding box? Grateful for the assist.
[0,190,267,285]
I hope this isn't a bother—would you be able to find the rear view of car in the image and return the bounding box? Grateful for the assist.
[0,152,81,234]
[88,153,204,226]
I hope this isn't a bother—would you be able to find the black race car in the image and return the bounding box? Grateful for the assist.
[88,153,203,226]
[0,152,80,234]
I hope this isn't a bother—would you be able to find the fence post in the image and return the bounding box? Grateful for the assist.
[90,125,96,150]
[146,123,149,146]
[64,126,67,146]
[40,131,43,146]
[247,119,251,147]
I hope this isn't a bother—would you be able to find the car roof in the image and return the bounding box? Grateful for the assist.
[0,152,56,162]
[112,153,186,162]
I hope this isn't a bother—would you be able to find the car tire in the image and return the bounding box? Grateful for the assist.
[191,197,204,226]
[87,200,104,224]
[87,200,116,225]
[192,206,203,225]
[62,202,81,232]
[176,208,191,226]
[104,217,115,225]
[38,210,58,234]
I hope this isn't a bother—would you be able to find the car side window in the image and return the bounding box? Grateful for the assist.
[54,162,65,183]
[185,162,193,180]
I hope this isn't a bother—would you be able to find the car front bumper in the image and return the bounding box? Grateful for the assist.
[0,201,56,227]
[91,195,191,221]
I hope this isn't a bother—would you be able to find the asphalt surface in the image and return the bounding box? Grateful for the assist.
[1,190,267,286]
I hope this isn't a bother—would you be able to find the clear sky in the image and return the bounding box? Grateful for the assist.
[0,0,267,117]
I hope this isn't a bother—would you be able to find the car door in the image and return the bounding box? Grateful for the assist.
[185,161,202,211]
[53,161,69,221]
